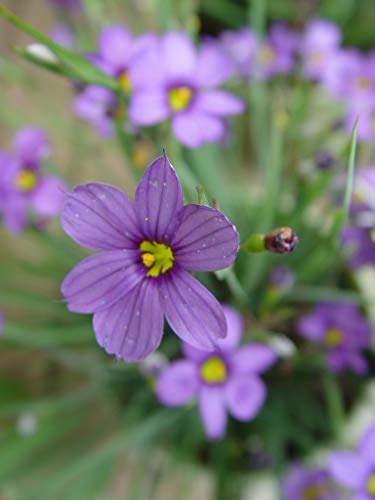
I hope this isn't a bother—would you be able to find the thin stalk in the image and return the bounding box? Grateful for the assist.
[323,372,345,436]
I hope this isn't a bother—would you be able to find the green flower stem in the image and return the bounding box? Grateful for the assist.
[323,372,345,436]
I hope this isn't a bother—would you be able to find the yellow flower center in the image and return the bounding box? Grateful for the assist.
[200,356,227,384]
[260,45,276,65]
[15,169,38,192]
[309,50,324,66]
[168,86,193,112]
[325,327,343,347]
[140,241,174,278]
[357,76,371,90]
[367,474,375,496]
[118,71,132,94]
[302,485,328,500]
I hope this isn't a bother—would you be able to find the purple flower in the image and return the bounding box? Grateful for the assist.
[282,464,341,500]
[156,305,276,440]
[269,265,295,290]
[329,423,375,499]
[297,302,371,374]
[0,127,66,233]
[342,226,375,268]
[50,23,75,49]
[300,19,342,81]
[61,153,240,362]
[128,32,244,148]
[73,27,154,137]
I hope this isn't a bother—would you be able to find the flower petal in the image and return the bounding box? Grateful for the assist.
[182,342,209,363]
[13,127,50,167]
[225,375,266,421]
[195,40,235,86]
[2,196,28,233]
[216,305,243,351]
[31,176,67,217]
[61,250,143,313]
[129,90,170,126]
[172,109,225,148]
[134,153,183,242]
[198,386,227,440]
[98,26,133,70]
[196,90,245,116]
[171,204,239,272]
[328,452,368,489]
[93,278,164,362]
[160,267,226,350]
[360,424,375,462]
[156,360,199,406]
[231,344,277,374]
[62,183,142,251]
[162,32,197,80]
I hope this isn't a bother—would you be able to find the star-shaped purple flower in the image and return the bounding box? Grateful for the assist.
[297,302,371,374]
[128,32,244,148]
[156,305,276,440]
[0,127,67,233]
[329,423,375,499]
[282,463,340,500]
[61,153,240,362]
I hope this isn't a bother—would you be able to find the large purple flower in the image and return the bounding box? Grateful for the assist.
[282,463,341,500]
[156,305,276,439]
[0,127,66,233]
[329,423,375,499]
[297,302,371,374]
[128,32,244,148]
[61,153,240,362]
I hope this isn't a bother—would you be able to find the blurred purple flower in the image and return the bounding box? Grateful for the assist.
[282,464,341,500]
[73,26,154,137]
[329,423,375,499]
[0,127,66,233]
[61,153,239,362]
[128,32,244,148]
[220,27,257,79]
[156,305,276,440]
[342,226,375,268]
[50,23,75,49]
[297,302,371,374]
[300,19,342,81]
[270,265,295,290]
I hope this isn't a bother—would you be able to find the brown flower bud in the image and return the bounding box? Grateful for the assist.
[264,227,299,254]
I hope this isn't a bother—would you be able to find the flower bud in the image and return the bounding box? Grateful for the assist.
[26,43,58,64]
[264,227,298,254]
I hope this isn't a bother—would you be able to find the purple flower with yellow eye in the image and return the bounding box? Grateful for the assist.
[329,423,375,499]
[0,127,66,233]
[156,306,276,440]
[300,19,342,81]
[297,302,371,374]
[282,464,341,500]
[61,153,239,362]
[128,32,244,148]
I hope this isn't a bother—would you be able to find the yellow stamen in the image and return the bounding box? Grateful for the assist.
[260,45,276,65]
[310,50,324,66]
[118,71,132,94]
[140,241,174,277]
[168,86,193,112]
[15,170,38,192]
[357,76,371,90]
[367,474,375,495]
[200,356,227,384]
[325,327,343,347]
[302,485,328,500]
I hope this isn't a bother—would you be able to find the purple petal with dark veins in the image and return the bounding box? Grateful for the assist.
[93,278,164,362]
[134,153,183,242]
[62,183,142,250]
[61,249,143,313]
[171,204,239,271]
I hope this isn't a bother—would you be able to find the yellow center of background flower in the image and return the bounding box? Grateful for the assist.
[367,474,375,495]
[302,484,328,500]
[200,356,227,384]
[325,327,343,347]
[140,241,174,277]
[260,45,276,65]
[118,71,132,94]
[168,86,193,112]
[357,76,371,90]
[15,170,38,192]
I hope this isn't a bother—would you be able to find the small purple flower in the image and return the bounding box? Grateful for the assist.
[282,463,341,500]
[342,226,375,268]
[220,27,257,79]
[0,127,66,233]
[329,423,375,499]
[269,265,295,290]
[50,23,75,49]
[156,306,276,440]
[128,32,244,148]
[300,19,342,81]
[297,302,371,374]
[61,153,240,362]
